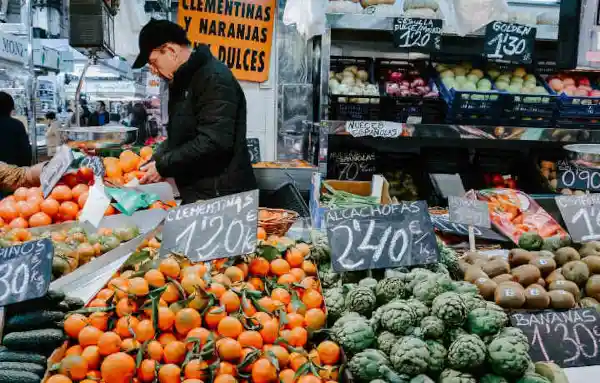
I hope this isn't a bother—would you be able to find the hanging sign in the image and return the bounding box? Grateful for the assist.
[556,161,600,192]
[160,190,259,261]
[329,150,377,181]
[510,308,600,368]
[448,196,491,228]
[430,213,507,241]
[556,194,600,243]
[177,0,276,83]
[393,18,442,53]
[326,201,439,272]
[345,121,403,138]
[0,239,53,307]
[484,21,536,63]
[247,138,261,164]
[41,145,75,198]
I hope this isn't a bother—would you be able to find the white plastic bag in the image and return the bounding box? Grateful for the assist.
[439,0,509,36]
[283,0,327,40]
[114,0,150,63]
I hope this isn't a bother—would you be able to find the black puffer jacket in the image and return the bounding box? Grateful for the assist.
[154,46,257,203]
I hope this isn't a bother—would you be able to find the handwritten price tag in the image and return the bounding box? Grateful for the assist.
[557,161,600,192]
[484,21,536,63]
[393,18,442,53]
[556,194,600,243]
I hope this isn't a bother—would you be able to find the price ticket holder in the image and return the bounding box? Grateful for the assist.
[448,196,492,251]
[556,194,600,243]
[393,17,443,53]
[484,21,536,64]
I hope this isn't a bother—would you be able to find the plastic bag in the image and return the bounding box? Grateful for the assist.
[283,0,327,40]
[105,187,160,216]
[439,0,509,36]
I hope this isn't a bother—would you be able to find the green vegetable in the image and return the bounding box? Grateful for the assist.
[376,300,417,335]
[0,370,41,383]
[413,274,453,305]
[345,286,376,316]
[519,233,543,251]
[318,264,339,288]
[465,307,508,336]
[447,334,486,370]
[459,292,487,313]
[439,369,476,383]
[7,291,65,315]
[2,329,65,351]
[541,236,562,252]
[517,373,552,383]
[420,316,445,339]
[0,350,46,365]
[321,182,380,208]
[410,374,435,383]
[444,328,468,348]
[488,337,532,377]
[425,340,447,375]
[347,349,405,382]
[331,313,375,354]
[438,239,463,279]
[0,362,44,377]
[323,287,345,320]
[405,326,424,339]
[390,336,430,375]
[375,277,407,304]
[377,331,398,354]
[5,310,65,332]
[359,277,378,291]
[62,296,85,311]
[492,328,530,352]
[406,298,429,320]
[451,281,479,295]
[480,375,509,383]
[432,292,467,327]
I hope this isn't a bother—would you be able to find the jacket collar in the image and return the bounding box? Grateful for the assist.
[171,45,212,91]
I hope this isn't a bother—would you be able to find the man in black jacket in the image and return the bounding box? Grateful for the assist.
[0,91,31,166]
[133,19,257,203]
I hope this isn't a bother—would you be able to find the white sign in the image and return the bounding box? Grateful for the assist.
[0,31,26,64]
[146,74,160,96]
[345,121,403,138]
[33,45,61,71]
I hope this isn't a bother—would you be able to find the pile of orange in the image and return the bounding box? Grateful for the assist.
[48,235,342,383]
[103,147,153,186]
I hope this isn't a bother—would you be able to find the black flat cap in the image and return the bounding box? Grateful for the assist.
[132,18,190,69]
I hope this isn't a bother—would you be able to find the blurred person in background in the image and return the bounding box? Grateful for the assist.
[0,91,32,166]
[45,111,61,157]
[89,101,110,126]
[130,103,150,145]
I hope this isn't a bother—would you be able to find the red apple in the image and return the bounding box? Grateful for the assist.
[590,90,600,97]
[579,77,591,86]
[492,174,505,186]
[563,77,576,86]
[549,78,564,92]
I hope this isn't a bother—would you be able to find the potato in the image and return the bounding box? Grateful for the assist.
[548,280,580,300]
[481,259,511,278]
[548,290,576,309]
[524,284,550,309]
[474,277,497,300]
[509,249,534,267]
[464,265,488,283]
[495,282,526,309]
[492,274,517,284]
[580,241,600,257]
[585,274,600,301]
[465,251,489,264]
[562,260,590,286]
[529,256,557,277]
[554,247,580,266]
[582,255,600,274]
[511,264,542,287]
[546,269,565,285]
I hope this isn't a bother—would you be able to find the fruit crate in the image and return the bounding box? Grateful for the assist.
[328,56,381,121]
[375,59,445,124]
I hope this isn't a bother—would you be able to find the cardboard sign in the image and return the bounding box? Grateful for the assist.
[0,239,53,306]
[556,161,600,192]
[326,201,439,272]
[160,190,259,261]
[80,156,106,178]
[344,121,403,138]
[247,138,261,164]
[40,145,74,198]
[448,196,491,228]
[393,17,442,53]
[510,308,600,368]
[328,151,376,181]
[177,0,276,83]
[484,21,536,63]
[556,194,600,243]
[430,213,507,242]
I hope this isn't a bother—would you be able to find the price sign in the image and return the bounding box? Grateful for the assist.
[247,138,261,164]
[40,145,74,198]
[393,18,442,53]
[160,190,259,262]
[556,161,600,192]
[80,156,105,178]
[0,239,53,307]
[511,308,600,368]
[556,194,600,243]
[448,196,491,228]
[329,151,376,181]
[326,201,439,272]
[345,121,403,138]
[484,21,536,63]
[430,213,507,242]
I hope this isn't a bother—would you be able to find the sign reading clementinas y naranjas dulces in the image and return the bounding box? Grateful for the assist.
[178,0,276,83]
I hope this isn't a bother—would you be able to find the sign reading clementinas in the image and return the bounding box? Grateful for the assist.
[177,0,276,83]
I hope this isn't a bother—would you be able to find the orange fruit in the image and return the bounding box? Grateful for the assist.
[304,308,326,330]
[161,283,181,303]
[317,341,340,365]
[9,217,28,228]
[257,296,277,313]
[285,313,304,329]
[81,346,101,370]
[214,374,237,383]
[137,359,156,383]
[238,330,263,349]
[101,352,136,383]
[129,277,150,296]
[257,227,267,240]
[51,185,73,201]
[251,358,277,383]
[140,146,153,160]
[135,320,156,342]
[40,198,60,217]
[65,314,89,338]
[249,257,270,276]
[289,327,308,347]
[157,306,176,331]
[205,306,226,329]
[186,327,212,348]
[300,277,319,290]
[47,375,73,383]
[277,273,297,285]
[302,289,323,309]
[13,187,28,201]
[59,355,89,380]
[65,345,83,356]
[184,359,209,380]
[59,201,79,219]
[297,375,322,383]
[220,290,241,313]
[217,337,242,361]
[88,312,109,331]
[295,242,311,257]
[163,341,186,365]
[115,316,139,339]
[290,352,308,371]
[259,319,279,344]
[29,211,52,227]
[116,298,137,317]
[248,277,265,291]
[271,288,291,305]
[145,269,166,288]
[302,260,317,275]
[175,308,202,335]
[224,266,244,282]
[159,258,180,278]
[146,340,164,362]
[72,184,89,200]
[270,258,290,276]
[77,192,89,209]
[265,344,290,368]
[279,369,295,383]
[285,247,304,267]
[158,332,177,347]
[97,331,122,356]
[78,326,103,347]
[121,338,141,352]
[217,316,243,338]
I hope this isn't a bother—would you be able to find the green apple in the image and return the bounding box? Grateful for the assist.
[495,81,509,90]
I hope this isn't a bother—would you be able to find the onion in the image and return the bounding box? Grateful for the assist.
[335,73,344,81]
[346,65,358,75]
[400,80,410,88]
[411,78,426,88]
[400,89,411,97]
[330,79,340,88]
[341,77,355,86]
[390,71,403,82]
[357,70,369,81]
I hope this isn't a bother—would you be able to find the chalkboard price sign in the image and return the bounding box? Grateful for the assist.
[160,190,259,262]
[510,308,600,368]
[247,138,261,164]
[41,145,74,198]
[556,194,600,243]
[448,196,491,228]
[393,18,442,52]
[430,213,507,242]
[556,161,600,192]
[484,21,536,63]
[326,201,439,272]
[329,151,376,181]
[80,156,105,178]
[0,239,53,307]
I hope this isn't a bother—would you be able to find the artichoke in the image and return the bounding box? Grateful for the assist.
[466,307,508,337]
[406,298,429,320]
[517,373,552,383]
[359,277,378,291]
[345,286,376,316]
[331,313,375,354]
[492,327,530,352]
[324,287,346,320]
[390,336,430,375]
[420,316,445,339]
[410,374,435,383]
[451,281,479,295]
[432,292,467,326]
[405,326,424,339]
[485,301,506,312]
[444,327,468,347]
[407,268,437,291]
[438,369,477,383]
[375,277,407,304]
[488,337,532,377]
[447,334,486,370]
[438,238,463,279]
[319,264,340,288]
[413,274,453,305]
[459,292,487,313]
[378,300,417,335]
[347,349,405,382]
[480,375,509,383]
[426,339,447,375]
[377,331,397,354]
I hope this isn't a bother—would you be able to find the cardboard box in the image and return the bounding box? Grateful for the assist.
[309,172,391,229]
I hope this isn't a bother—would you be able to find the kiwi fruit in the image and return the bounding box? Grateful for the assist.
[495,282,526,309]
[582,255,600,274]
[546,269,565,285]
[580,297,600,307]
[548,280,580,300]
[464,265,488,284]
[511,264,542,287]
[561,261,590,286]
[524,284,550,309]
[465,251,489,264]
[481,259,511,278]
[474,277,497,300]
[509,249,534,267]
[580,241,600,257]
[529,256,557,277]
[548,290,576,309]
[536,278,546,288]
[492,274,516,284]
[554,247,580,266]
[585,274,600,301]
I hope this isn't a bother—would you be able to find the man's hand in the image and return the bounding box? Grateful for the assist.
[140,161,162,184]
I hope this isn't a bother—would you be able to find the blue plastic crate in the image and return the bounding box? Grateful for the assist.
[499,75,558,127]
[437,78,503,124]
[557,92,600,117]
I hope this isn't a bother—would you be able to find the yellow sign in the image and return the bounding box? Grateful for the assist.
[178,0,276,83]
